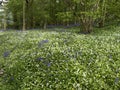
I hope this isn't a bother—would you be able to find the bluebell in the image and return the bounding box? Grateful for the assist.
[3,51,10,57]
[47,63,51,67]
[115,77,119,84]
[36,57,45,61]
[38,40,49,47]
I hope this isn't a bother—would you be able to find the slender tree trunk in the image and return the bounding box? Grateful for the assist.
[23,0,26,31]
[32,17,35,28]
[4,11,7,30]
[43,21,47,29]
[102,1,106,27]
[3,6,7,30]
[99,0,106,28]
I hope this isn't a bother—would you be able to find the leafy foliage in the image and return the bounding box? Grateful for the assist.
[0,27,120,90]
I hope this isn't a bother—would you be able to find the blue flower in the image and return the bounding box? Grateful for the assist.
[10,76,14,81]
[3,51,10,57]
[74,23,80,26]
[114,77,119,84]
[5,76,15,83]
[43,61,51,67]
[47,63,51,67]
[38,40,49,47]
[36,57,45,61]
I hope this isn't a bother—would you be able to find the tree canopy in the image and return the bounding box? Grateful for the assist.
[0,0,119,33]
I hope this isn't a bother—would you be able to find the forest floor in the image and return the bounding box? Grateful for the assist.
[0,25,120,89]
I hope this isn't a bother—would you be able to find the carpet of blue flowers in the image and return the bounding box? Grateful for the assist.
[0,27,120,90]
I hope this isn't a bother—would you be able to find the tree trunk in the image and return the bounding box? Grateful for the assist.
[43,21,47,29]
[80,17,93,34]
[98,0,106,28]
[3,6,7,30]
[3,11,7,30]
[23,0,26,31]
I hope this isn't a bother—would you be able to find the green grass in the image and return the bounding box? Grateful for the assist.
[0,26,120,90]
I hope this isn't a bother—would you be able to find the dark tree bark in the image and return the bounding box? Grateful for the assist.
[23,0,25,31]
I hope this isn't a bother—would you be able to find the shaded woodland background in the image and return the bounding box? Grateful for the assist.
[0,0,120,33]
